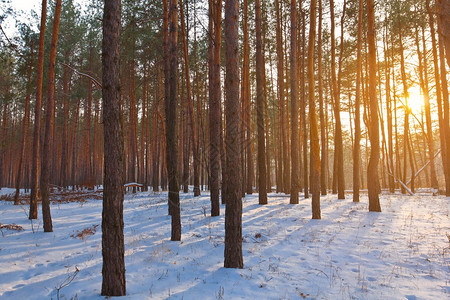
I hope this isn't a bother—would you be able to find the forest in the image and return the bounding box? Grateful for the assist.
[0,0,450,298]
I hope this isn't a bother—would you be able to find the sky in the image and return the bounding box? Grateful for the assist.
[2,0,85,39]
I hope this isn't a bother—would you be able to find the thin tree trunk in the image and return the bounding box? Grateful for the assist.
[367,0,381,212]
[14,41,33,205]
[289,0,299,204]
[179,0,200,196]
[275,0,289,194]
[209,0,222,216]
[330,0,345,199]
[300,9,308,199]
[318,0,327,196]
[308,0,321,219]
[437,2,450,195]
[416,26,439,191]
[41,0,62,232]
[256,0,267,205]
[353,0,363,202]
[242,0,252,195]
[29,0,47,220]
[427,0,449,194]
[166,0,181,241]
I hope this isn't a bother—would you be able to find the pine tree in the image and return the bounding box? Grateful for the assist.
[101,0,126,295]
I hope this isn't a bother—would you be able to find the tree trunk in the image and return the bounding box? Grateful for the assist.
[367,0,381,212]
[318,0,327,196]
[41,0,62,232]
[179,0,200,197]
[308,0,321,219]
[242,0,253,195]
[224,0,243,269]
[14,41,33,205]
[29,0,47,220]
[416,26,439,191]
[427,0,449,194]
[166,0,181,241]
[101,0,126,295]
[289,0,299,204]
[300,9,308,199]
[330,0,345,199]
[275,0,289,194]
[209,0,222,216]
[437,0,450,195]
[255,0,267,205]
[353,0,363,202]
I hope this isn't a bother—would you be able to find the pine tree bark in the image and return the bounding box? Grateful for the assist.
[255,0,267,205]
[224,0,243,269]
[208,0,221,216]
[41,0,62,232]
[166,0,181,241]
[367,0,381,212]
[29,0,47,220]
[289,0,299,204]
[101,0,126,295]
[308,0,321,219]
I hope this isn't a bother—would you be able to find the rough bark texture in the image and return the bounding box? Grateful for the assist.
[289,0,299,204]
[367,0,381,212]
[166,0,181,241]
[101,0,126,296]
[29,0,47,220]
[255,0,267,205]
[308,0,321,219]
[224,0,243,269]
[41,0,63,232]
[208,0,221,216]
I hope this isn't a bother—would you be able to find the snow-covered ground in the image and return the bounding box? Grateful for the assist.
[0,187,449,299]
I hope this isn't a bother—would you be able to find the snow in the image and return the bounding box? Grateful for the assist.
[0,187,449,299]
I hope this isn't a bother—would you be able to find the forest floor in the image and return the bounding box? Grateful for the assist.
[0,187,449,299]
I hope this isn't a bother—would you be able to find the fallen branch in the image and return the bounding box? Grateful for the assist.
[62,63,102,88]
[406,149,441,186]
[387,171,415,196]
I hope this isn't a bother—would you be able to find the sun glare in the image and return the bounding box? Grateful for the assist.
[407,85,424,114]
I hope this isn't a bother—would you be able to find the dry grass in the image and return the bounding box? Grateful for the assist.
[0,223,24,231]
[71,224,99,240]
[1,189,102,205]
